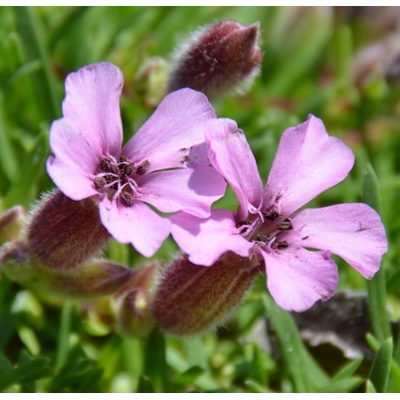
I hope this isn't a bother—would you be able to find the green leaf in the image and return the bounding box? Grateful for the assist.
[262,294,329,392]
[332,358,363,381]
[14,6,59,122]
[366,380,377,393]
[369,338,392,393]
[0,352,13,375]
[0,93,17,182]
[0,356,52,392]
[362,163,382,214]
[139,329,167,393]
[55,302,74,370]
[245,379,273,393]
[2,136,48,209]
[173,366,204,386]
[317,377,364,393]
[362,164,391,342]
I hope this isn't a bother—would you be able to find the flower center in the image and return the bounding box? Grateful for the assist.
[93,156,149,207]
[237,205,293,251]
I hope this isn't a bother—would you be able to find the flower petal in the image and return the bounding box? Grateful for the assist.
[291,203,388,279]
[264,115,355,216]
[262,247,338,312]
[47,120,99,200]
[99,198,171,257]
[205,118,263,220]
[137,166,226,218]
[61,62,123,157]
[122,88,216,172]
[171,210,253,266]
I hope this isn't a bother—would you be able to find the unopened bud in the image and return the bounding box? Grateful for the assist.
[134,56,169,107]
[168,20,261,99]
[27,189,110,270]
[0,241,133,299]
[114,261,159,339]
[151,252,261,336]
[0,206,26,244]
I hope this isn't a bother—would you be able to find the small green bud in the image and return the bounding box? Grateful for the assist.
[114,261,159,339]
[0,206,26,244]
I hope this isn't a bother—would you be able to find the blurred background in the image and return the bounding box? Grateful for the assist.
[0,6,399,393]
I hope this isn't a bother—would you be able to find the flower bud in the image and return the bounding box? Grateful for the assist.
[0,241,133,299]
[151,252,261,336]
[114,261,159,339]
[133,56,169,107]
[168,20,261,99]
[0,206,26,244]
[27,189,110,270]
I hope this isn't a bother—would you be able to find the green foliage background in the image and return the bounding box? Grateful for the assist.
[0,6,399,393]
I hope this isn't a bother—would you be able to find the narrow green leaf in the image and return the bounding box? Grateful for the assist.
[0,93,17,181]
[173,366,204,386]
[366,380,377,393]
[0,357,51,392]
[362,164,391,342]
[332,358,363,382]
[263,294,329,392]
[14,6,59,122]
[317,377,364,393]
[2,136,48,209]
[140,329,167,393]
[369,338,392,393]
[245,379,273,393]
[55,302,73,370]
[362,163,382,213]
[137,375,155,393]
[0,352,13,375]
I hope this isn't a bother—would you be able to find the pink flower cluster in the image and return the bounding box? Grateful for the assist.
[47,62,388,312]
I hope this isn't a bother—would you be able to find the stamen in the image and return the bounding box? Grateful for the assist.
[136,160,150,175]
[256,234,271,243]
[261,206,280,221]
[277,218,293,231]
[119,191,134,207]
[271,240,289,250]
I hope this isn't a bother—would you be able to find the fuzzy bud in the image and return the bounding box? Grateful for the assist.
[168,20,261,99]
[27,189,110,270]
[0,206,26,244]
[151,252,261,336]
[114,261,159,339]
[0,241,133,299]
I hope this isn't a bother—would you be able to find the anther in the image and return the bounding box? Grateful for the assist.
[256,234,270,243]
[136,160,150,175]
[261,208,280,221]
[271,240,289,250]
[277,218,293,231]
[119,191,134,207]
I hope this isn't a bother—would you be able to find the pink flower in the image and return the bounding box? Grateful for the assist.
[171,115,388,312]
[47,62,226,257]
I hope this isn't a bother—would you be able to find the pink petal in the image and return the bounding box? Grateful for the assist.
[122,88,216,172]
[291,203,388,279]
[262,247,338,312]
[99,198,171,257]
[264,115,355,216]
[205,118,263,220]
[47,120,99,200]
[61,62,123,157]
[170,210,253,266]
[137,166,226,218]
